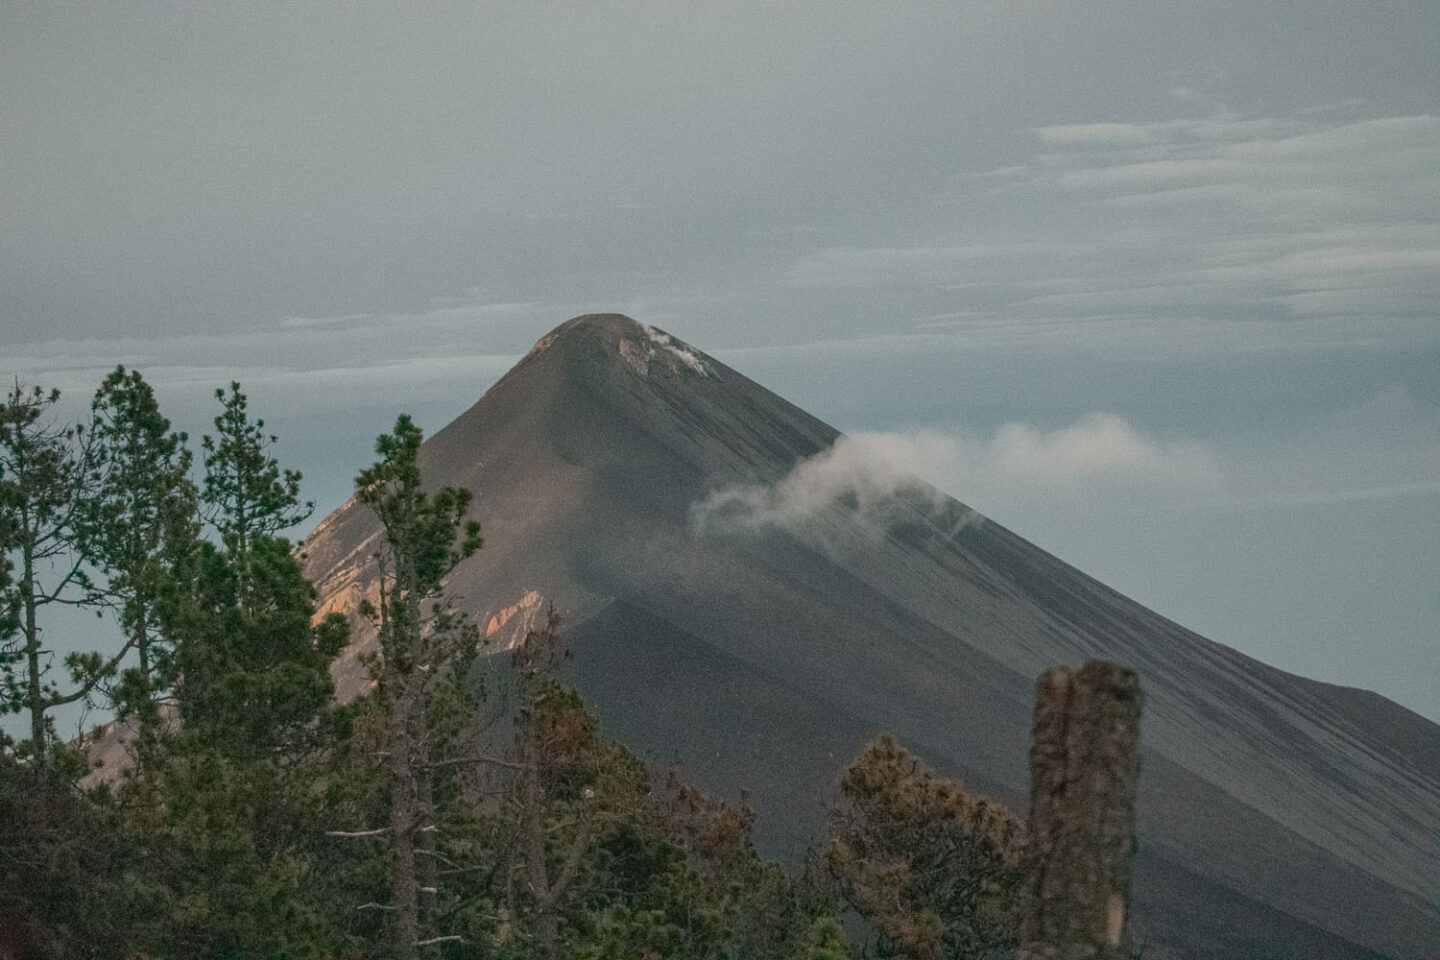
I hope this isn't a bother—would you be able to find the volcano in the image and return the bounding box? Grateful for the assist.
[301,314,1440,959]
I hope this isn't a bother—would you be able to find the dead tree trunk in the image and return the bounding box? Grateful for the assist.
[1020,660,1143,960]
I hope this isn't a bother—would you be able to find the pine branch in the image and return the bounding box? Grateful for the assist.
[42,634,138,708]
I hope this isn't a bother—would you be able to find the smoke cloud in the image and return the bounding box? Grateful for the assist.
[692,414,1223,536]
[692,432,958,537]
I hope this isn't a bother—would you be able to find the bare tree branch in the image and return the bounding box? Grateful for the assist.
[415,848,459,868]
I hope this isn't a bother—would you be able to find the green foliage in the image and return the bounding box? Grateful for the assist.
[0,376,871,959]
[355,414,482,599]
[83,379,352,957]
[169,535,347,756]
[352,413,485,958]
[824,735,1025,960]
[0,740,106,956]
[353,411,484,809]
[0,548,18,689]
[86,365,200,724]
[201,382,312,577]
[0,382,112,758]
[553,738,853,960]
[169,383,345,757]
[94,742,343,959]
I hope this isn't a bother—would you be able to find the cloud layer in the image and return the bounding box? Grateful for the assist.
[784,108,1440,357]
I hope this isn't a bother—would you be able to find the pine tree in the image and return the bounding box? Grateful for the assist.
[171,381,345,754]
[0,374,190,954]
[85,366,199,729]
[351,413,481,959]
[824,735,1026,960]
[0,382,118,762]
[200,382,311,612]
[97,381,349,958]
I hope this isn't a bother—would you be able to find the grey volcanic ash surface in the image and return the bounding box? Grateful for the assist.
[303,314,1440,959]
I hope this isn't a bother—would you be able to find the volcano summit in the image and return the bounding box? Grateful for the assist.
[302,314,1440,959]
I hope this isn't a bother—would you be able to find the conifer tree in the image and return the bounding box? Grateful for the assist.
[0,378,179,956]
[166,381,344,753]
[352,413,481,959]
[0,383,117,762]
[824,735,1025,960]
[103,382,349,957]
[200,382,311,610]
[86,366,199,728]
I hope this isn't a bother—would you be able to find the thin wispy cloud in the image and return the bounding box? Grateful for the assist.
[1205,480,1440,510]
[0,301,563,389]
[780,108,1439,360]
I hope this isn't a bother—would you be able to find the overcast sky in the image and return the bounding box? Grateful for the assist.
[3,2,1437,725]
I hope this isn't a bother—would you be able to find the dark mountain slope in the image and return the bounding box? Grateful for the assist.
[303,314,1440,959]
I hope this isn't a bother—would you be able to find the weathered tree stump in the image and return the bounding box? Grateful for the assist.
[1019,661,1143,960]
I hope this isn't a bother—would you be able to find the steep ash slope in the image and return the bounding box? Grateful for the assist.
[304,314,1440,959]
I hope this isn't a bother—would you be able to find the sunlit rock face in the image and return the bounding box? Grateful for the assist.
[304,314,1440,960]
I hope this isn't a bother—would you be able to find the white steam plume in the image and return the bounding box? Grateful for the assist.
[692,414,1222,536]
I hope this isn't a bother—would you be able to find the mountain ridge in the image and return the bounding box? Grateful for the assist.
[302,313,1440,958]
